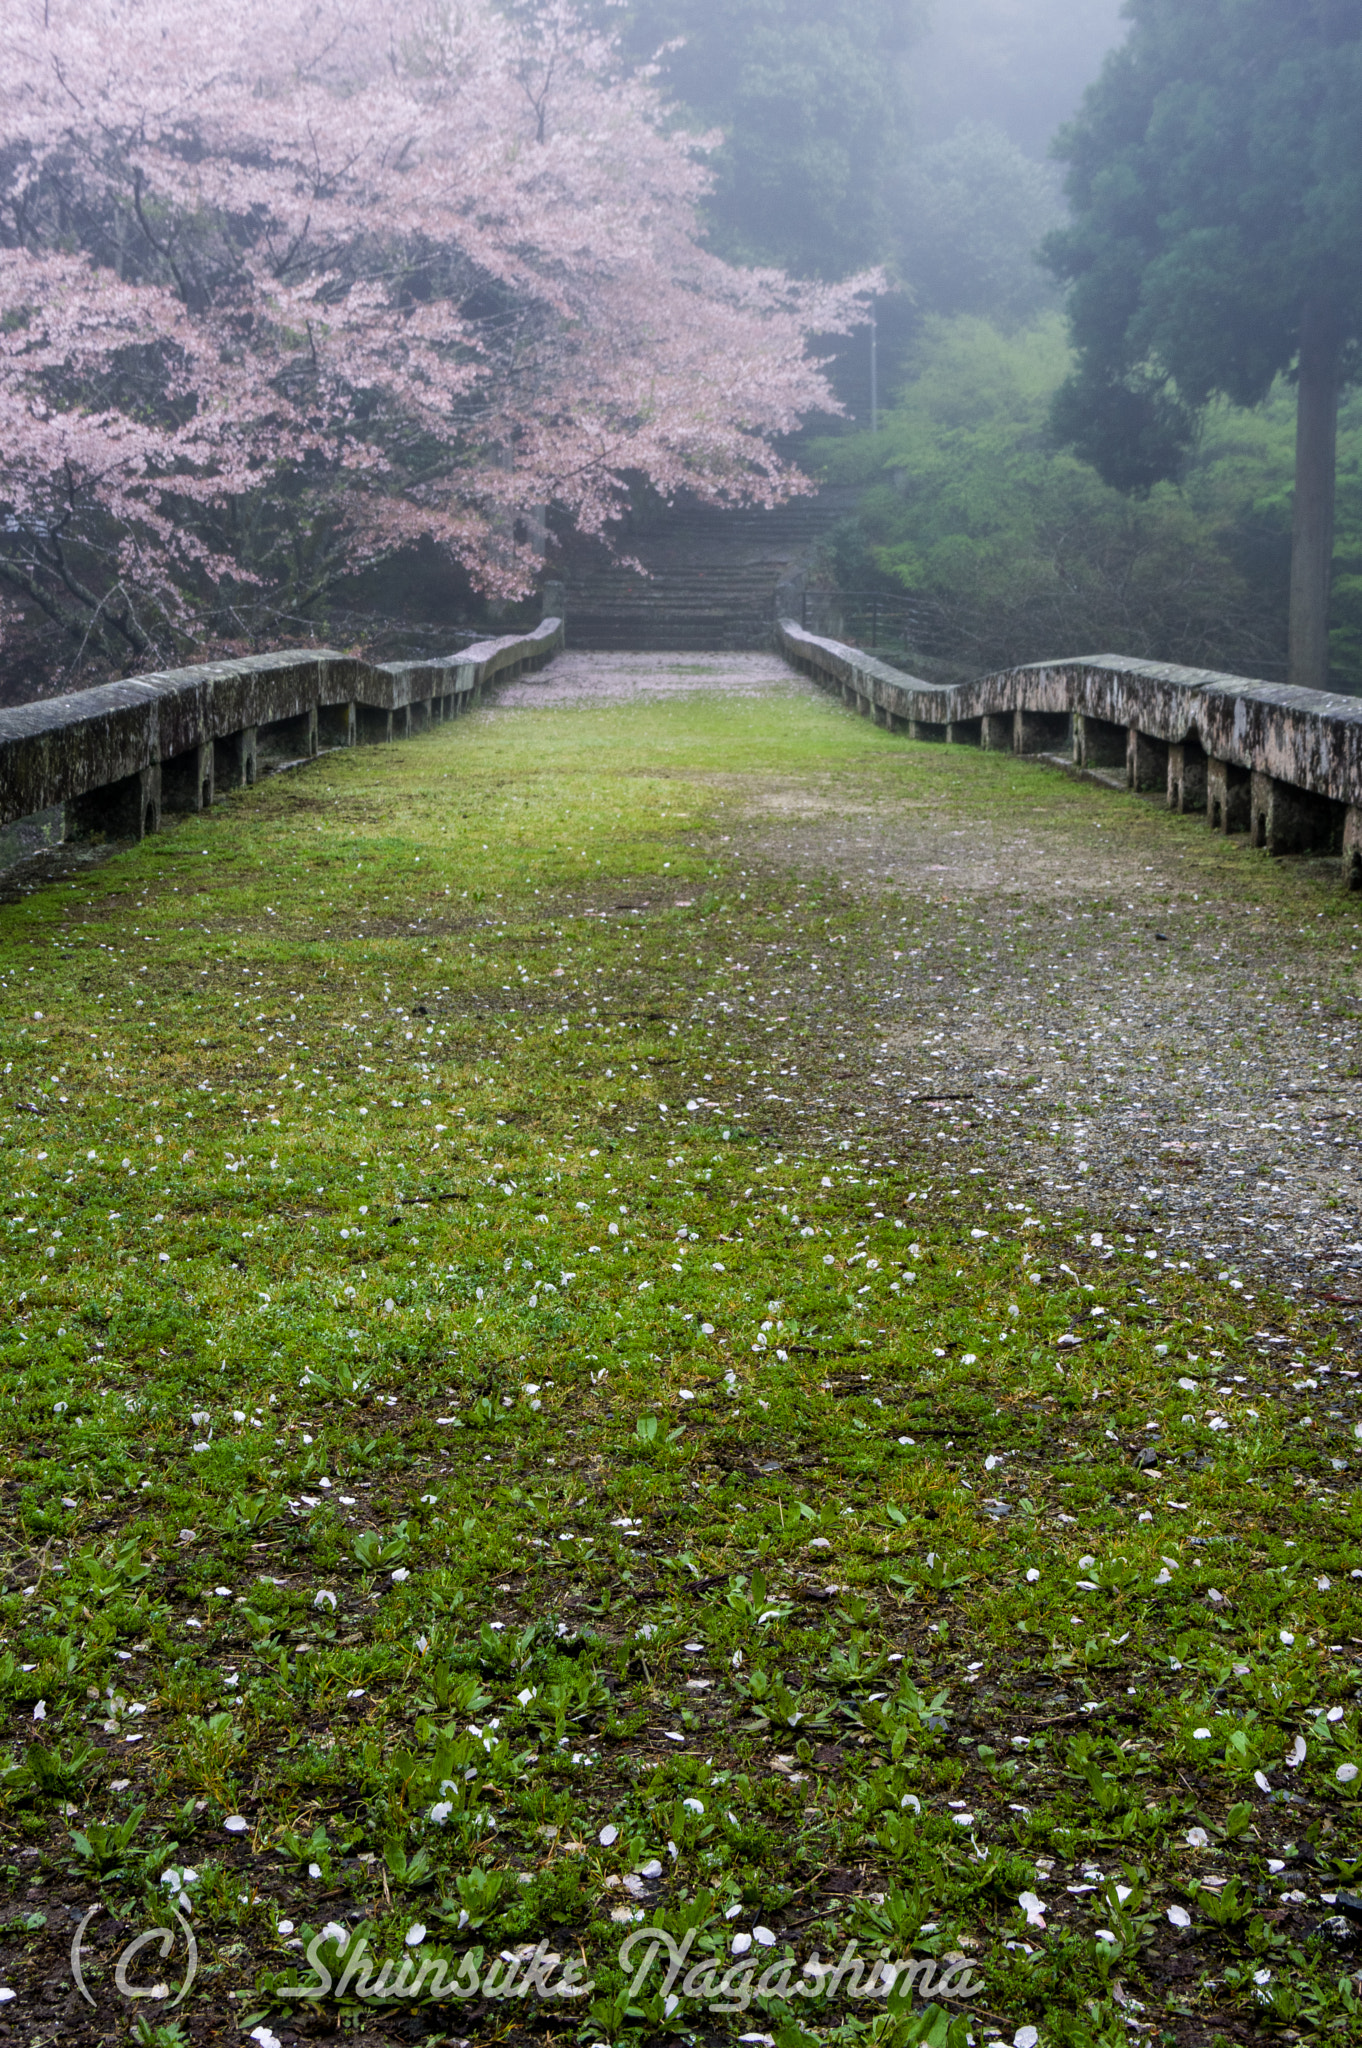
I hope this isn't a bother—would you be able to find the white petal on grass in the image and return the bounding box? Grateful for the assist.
[1168,1905,1191,1929]
[598,1824,619,1847]
[1287,1737,1307,1769]
[249,2030,282,2048]
[1337,1764,1359,1784]
[1014,2030,1039,2048]
[405,1923,427,1946]
[224,1816,249,1834]
[1018,1891,1047,1928]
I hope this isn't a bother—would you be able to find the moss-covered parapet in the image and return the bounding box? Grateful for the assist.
[0,619,564,863]
[778,621,1362,882]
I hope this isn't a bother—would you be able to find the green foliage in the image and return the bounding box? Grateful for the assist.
[23,1738,102,1806]
[352,1521,411,1571]
[894,121,1064,326]
[132,2022,191,2048]
[67,1805,145,1876]
[452,1861,507,1926]
[1047,0,1362,476]
[604,0,921,276]
[818,314,1362,682]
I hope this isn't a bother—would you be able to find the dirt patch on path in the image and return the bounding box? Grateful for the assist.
[490,647,796,708]
[489,647,1362,1292]
[743,749,1362,1296]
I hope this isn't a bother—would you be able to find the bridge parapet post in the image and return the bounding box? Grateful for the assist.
[1344,807,1362,889]
[162,741,215,814]
[214,726,258,790]
[1207,758,1250,833]
[1016,708,1070,754]
[68,763,161,842]
[1075,712,1126,771]
[319,700,356,748]
[1250,771,1341,856]
[1127,727,1168,791]
[1168,738,1208,813]
[259,705,318,767]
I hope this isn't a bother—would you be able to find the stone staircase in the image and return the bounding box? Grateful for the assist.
[560,493,855,651]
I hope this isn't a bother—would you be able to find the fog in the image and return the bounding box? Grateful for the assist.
[912,0,1129,155]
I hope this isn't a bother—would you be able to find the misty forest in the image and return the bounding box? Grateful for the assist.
[2,0,1360,699]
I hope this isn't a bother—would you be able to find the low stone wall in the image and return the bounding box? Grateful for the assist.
[776,620,1362,888]
[0,619,563,866]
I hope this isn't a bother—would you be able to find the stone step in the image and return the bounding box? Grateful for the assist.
[557,488,857,651]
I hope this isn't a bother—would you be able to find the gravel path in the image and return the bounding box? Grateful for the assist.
[490,652,1362,1295]
[492,647,795,706]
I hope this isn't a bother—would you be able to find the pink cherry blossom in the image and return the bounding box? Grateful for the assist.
[0,0,873,678]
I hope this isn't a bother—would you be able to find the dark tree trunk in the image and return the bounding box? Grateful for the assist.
[1289,296,1343,693]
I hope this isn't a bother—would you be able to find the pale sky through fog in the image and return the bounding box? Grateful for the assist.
[914,0,1129,155]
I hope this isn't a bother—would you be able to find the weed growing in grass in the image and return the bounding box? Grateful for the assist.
[0,688,1358,2045]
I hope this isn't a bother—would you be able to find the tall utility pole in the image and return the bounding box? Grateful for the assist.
[870,302,879,435]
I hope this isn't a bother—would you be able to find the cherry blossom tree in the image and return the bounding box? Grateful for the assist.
[0,0,871,680]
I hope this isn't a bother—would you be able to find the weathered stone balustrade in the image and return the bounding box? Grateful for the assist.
[0,619,563,868]
[776,620,1362,889]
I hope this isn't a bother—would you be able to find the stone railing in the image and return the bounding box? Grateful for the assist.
[776,620,1362,889]
[0,619,563,867]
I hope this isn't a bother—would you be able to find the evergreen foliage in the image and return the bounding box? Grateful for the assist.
[818,316,1362,684]
[1047,0,1362,478]
[1042,0,1362,686]
[894,121,1065,327]
[606,0,922,277]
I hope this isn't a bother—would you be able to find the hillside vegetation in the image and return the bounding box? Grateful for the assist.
[821,317,1362,688]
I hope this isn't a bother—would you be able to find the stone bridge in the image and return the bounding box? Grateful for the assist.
[3,615,1359,890]
[777,623,1362,885]
[0,620,562,870]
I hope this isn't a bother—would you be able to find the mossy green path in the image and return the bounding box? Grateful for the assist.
[1,676,1360,2048]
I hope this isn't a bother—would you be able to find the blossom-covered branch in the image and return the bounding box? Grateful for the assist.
[0,0,874,679]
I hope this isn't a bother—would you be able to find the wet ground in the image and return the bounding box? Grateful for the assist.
[495,652,1362,1296]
